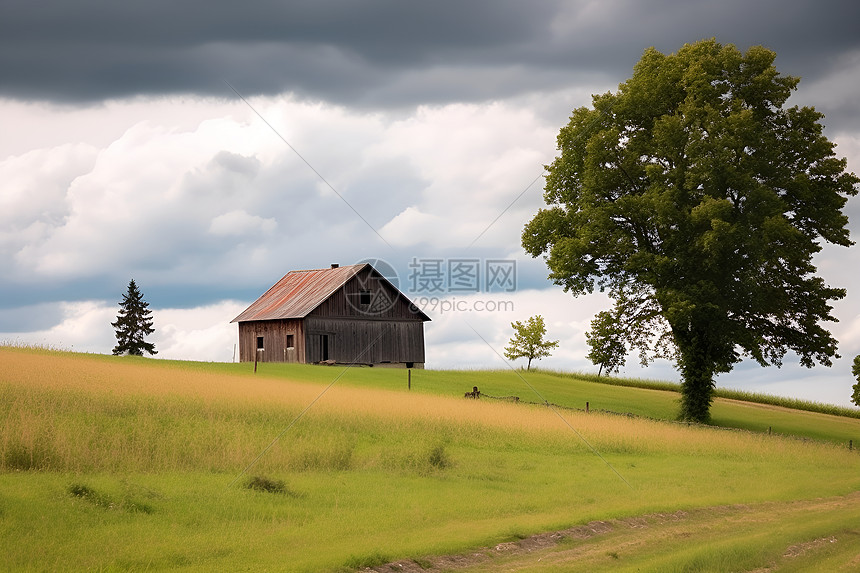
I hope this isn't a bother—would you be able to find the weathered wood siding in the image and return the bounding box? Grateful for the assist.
[304,317,425,365]
[237,319,305,363]
[303,266,427,365]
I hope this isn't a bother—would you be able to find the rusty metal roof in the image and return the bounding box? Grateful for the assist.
[231,264,367,323]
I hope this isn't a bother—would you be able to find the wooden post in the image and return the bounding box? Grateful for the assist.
[254,349,259,374]
[767,426,771,435]
[586,401,589,413]
[408,369,411,390]
[850,439,853,451]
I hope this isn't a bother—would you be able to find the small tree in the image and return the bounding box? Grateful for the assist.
[504,315,559,370]
[852,355,860,407]
[586,310,626,377]
[112,279,157,356]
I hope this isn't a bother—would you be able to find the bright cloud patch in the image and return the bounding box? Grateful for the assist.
[209,210,277,237]
[380,206,456,247]
[153,301,248,362]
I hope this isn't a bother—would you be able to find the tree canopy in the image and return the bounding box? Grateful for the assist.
[523,39,858,422]
[504,315,559,370]
[112,279,157,356]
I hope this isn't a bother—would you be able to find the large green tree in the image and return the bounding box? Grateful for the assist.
[112,279,157,356]
[523,40,858,422]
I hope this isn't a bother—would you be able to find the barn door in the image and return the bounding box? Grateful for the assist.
[308,333,331,363]
[321,334,329,361]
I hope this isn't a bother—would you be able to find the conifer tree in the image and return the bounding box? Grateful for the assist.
[111,279,157,356]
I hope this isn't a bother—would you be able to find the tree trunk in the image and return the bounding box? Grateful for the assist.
[675,327,716,423]
[527,356,532,370]
[679,361,714,423]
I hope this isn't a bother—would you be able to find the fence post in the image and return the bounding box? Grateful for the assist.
[850,439,853,451]
[408,368,411,391]
[586,401,589,413]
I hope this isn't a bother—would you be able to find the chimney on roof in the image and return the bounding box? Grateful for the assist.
[331,263,339,269]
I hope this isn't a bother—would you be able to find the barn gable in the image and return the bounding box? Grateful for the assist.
[308,266,429,321]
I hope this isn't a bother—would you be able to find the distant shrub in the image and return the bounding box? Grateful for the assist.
[68,483,97,498]
[67,483,154,513]
[245,476,288,494]
[428,444,450,469]
[68,483,113,509]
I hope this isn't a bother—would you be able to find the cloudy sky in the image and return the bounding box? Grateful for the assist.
[2,0,860,406]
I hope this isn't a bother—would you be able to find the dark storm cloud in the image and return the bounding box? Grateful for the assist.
[0,0,554,103]
[2,0,859,110]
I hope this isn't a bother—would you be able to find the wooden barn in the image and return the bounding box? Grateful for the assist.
[231,263,430,367]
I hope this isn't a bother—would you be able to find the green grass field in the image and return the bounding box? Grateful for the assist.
[2,346,860,571]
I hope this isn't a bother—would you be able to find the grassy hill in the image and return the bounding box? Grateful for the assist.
[2,346,860,571]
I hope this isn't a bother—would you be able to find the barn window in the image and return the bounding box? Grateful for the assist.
[286,334,295,349]
[360,290,371,305]
[256,336,264,351]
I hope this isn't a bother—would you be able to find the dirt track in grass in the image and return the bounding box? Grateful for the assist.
[365,492,860,572]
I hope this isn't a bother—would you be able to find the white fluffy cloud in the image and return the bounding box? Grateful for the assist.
[153,302,248,362]
[0,95,568,296]
[375,102,556,247]
[0,301,115,353]
[208,210,277,237]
